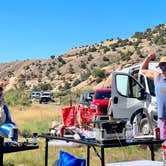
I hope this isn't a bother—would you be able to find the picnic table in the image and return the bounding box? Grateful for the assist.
[0,136,39,165]
[40,133,164,166]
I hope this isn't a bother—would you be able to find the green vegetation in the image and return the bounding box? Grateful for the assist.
[91,68,106,83]
[79,60,87,69]
[133,32,145,39]
[154,36,166,45]
[103,46,110,53]
[55,90,80,106]
[50,55,55,59]
[120,51,133,61]
[4,89,31,106]
[72,79,81,87]
[92,68,106,79]
[32,82,53,91]
[62,81,71,91]
[68,64,75,74]
[57,56,66,64]
[80,71,91,81]
[87,46,97,52]
[87,54,93,61]
[103,56,110,62]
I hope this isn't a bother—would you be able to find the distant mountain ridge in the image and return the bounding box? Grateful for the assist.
[0,24,166,91]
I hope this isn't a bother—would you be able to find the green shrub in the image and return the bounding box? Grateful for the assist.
[79,60,87,69]
[120,51,133,61]
[92,68,106,79]
[103,46,110,53]
[103,56,110,61]
[56,90,69,97]
[62,81,71,90]
[88,46,97,52]
[72,79,81,87]
[4,89,32,106]
[132,32,144,39]
[32,82,53,91]
[80,71,91,81]
[57,56,66,64]
[87,54,93,61]
[69,64,75,74]
[96,77,103,83]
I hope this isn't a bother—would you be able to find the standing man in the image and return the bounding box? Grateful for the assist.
[140,54,166,139]
[0,86,18,142]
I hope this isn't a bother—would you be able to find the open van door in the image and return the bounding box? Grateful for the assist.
[110,72,152,131]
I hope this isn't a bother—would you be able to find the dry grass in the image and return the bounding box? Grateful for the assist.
[9,104,62,127]
[3,104,163,166]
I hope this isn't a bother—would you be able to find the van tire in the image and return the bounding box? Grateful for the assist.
[140,118,150,135]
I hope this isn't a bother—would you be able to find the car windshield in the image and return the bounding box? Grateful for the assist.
[36,93,41,95]
[95,91,111,100]
[43,93,50,95]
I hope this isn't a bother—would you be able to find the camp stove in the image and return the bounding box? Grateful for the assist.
[95,119,126,143]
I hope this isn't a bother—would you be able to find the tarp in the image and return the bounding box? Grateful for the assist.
[62,106,96,130]
[62,106,77,127]
[78,107,96,124]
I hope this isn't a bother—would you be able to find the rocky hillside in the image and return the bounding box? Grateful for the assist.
[0,24,166,92]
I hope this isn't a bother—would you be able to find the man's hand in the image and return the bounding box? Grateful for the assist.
[148,53,156,61]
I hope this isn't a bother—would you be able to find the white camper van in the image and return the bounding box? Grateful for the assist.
[109,62,160,135]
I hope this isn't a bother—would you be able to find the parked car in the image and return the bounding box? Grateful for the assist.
[31,91,42,99]
[39,92,55,104]
[79,91,94,107]
[90,88,112,115]
[79,88,112,115]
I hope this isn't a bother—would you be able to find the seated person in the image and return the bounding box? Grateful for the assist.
[0,86,18,142]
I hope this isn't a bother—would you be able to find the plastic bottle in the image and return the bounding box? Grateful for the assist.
[153,127,160,140]
[9,127,18,142]
[32,133,38,145]
[162,140,166,166]
[125,121,133,143]
[92,128,96,138]
[133,121,139,137]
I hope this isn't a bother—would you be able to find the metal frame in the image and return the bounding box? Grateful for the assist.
[0,136,39,165]
[40,134,164,166]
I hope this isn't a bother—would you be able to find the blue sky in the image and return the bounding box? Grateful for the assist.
[0,0,165,63]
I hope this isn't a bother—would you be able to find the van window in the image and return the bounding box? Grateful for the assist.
[131,70,139,80]
[116,74,141,98]
[130,77,141,98]
[116,75,128,96]
[147,78,155,96]
[140,75,146,89]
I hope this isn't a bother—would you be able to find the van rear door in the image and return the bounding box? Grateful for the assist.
[110,72,145,120]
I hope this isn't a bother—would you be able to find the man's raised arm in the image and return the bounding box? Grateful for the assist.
[140,53,158,81]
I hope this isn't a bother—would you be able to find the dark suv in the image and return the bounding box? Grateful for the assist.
[39,92,55,104]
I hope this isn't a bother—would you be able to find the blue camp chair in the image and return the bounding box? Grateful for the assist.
[53,150,86,166]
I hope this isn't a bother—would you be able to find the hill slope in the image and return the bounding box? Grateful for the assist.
[0,24,166,91]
